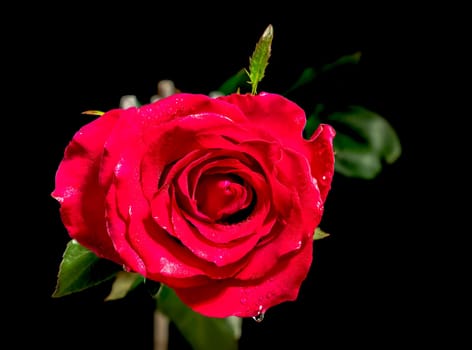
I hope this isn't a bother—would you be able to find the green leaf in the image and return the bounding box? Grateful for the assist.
[329,106,402,179]
[246,24,273,95]
[304,103,325,139]
[105,271,144,301]
[217,69,250,95]
[52,240,122,298]
[156,285,241,350]
[286,52,361,94]
[313,227,330,240]
[320,51,362,74]
[285,67,317,95]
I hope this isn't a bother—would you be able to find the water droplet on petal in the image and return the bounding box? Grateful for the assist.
[240,297,247,304]
[253,313,264,323]
[252,305,265,323]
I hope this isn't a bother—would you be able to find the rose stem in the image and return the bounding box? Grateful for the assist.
[154,309,170,350]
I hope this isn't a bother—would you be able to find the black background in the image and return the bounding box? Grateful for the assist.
[13,3,447,350]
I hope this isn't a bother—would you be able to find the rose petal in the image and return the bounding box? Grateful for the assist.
[140,114,247,202]
[178,156,267,229]
[195,173,252,221]
[173,238,313,318]
[170,189,263,266]
[218,92,307,147]
[182,165,275,245]
[152,183,266,267]
[304,124,336,202]
[139,93,248,128]
[52,110,122,263]
[99,107,143,189]
[237,140,295,218]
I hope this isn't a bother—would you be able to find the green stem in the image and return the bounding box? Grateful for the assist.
[154,309,170,350]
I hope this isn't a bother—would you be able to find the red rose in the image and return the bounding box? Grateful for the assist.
[52,92,335,318]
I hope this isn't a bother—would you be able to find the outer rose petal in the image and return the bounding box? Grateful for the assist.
[99,107,144,189]
[173,237,313,318]
[304,124,336,202]
[138,92,248,129]
[51,110,122,263]
[218,92,307,147]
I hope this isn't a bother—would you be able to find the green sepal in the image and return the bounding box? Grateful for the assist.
[81,110,105,116]
[104,271,145,301]
[246,24,273,95]
[156,285,242,350]
[52,240,122,298]
[313,227,330,240]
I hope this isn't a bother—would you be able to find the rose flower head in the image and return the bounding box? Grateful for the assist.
[52,91,335,318]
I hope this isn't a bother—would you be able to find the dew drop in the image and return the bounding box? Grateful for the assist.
[253,312,264,323]
[252,305,265,323]
[240,297,247,304]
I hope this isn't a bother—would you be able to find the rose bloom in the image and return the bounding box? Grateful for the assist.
[52,92,335,318]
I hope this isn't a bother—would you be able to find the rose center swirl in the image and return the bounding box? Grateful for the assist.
[195,173,253,223]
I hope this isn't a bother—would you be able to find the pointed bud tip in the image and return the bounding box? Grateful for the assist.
[263,24,273,38]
